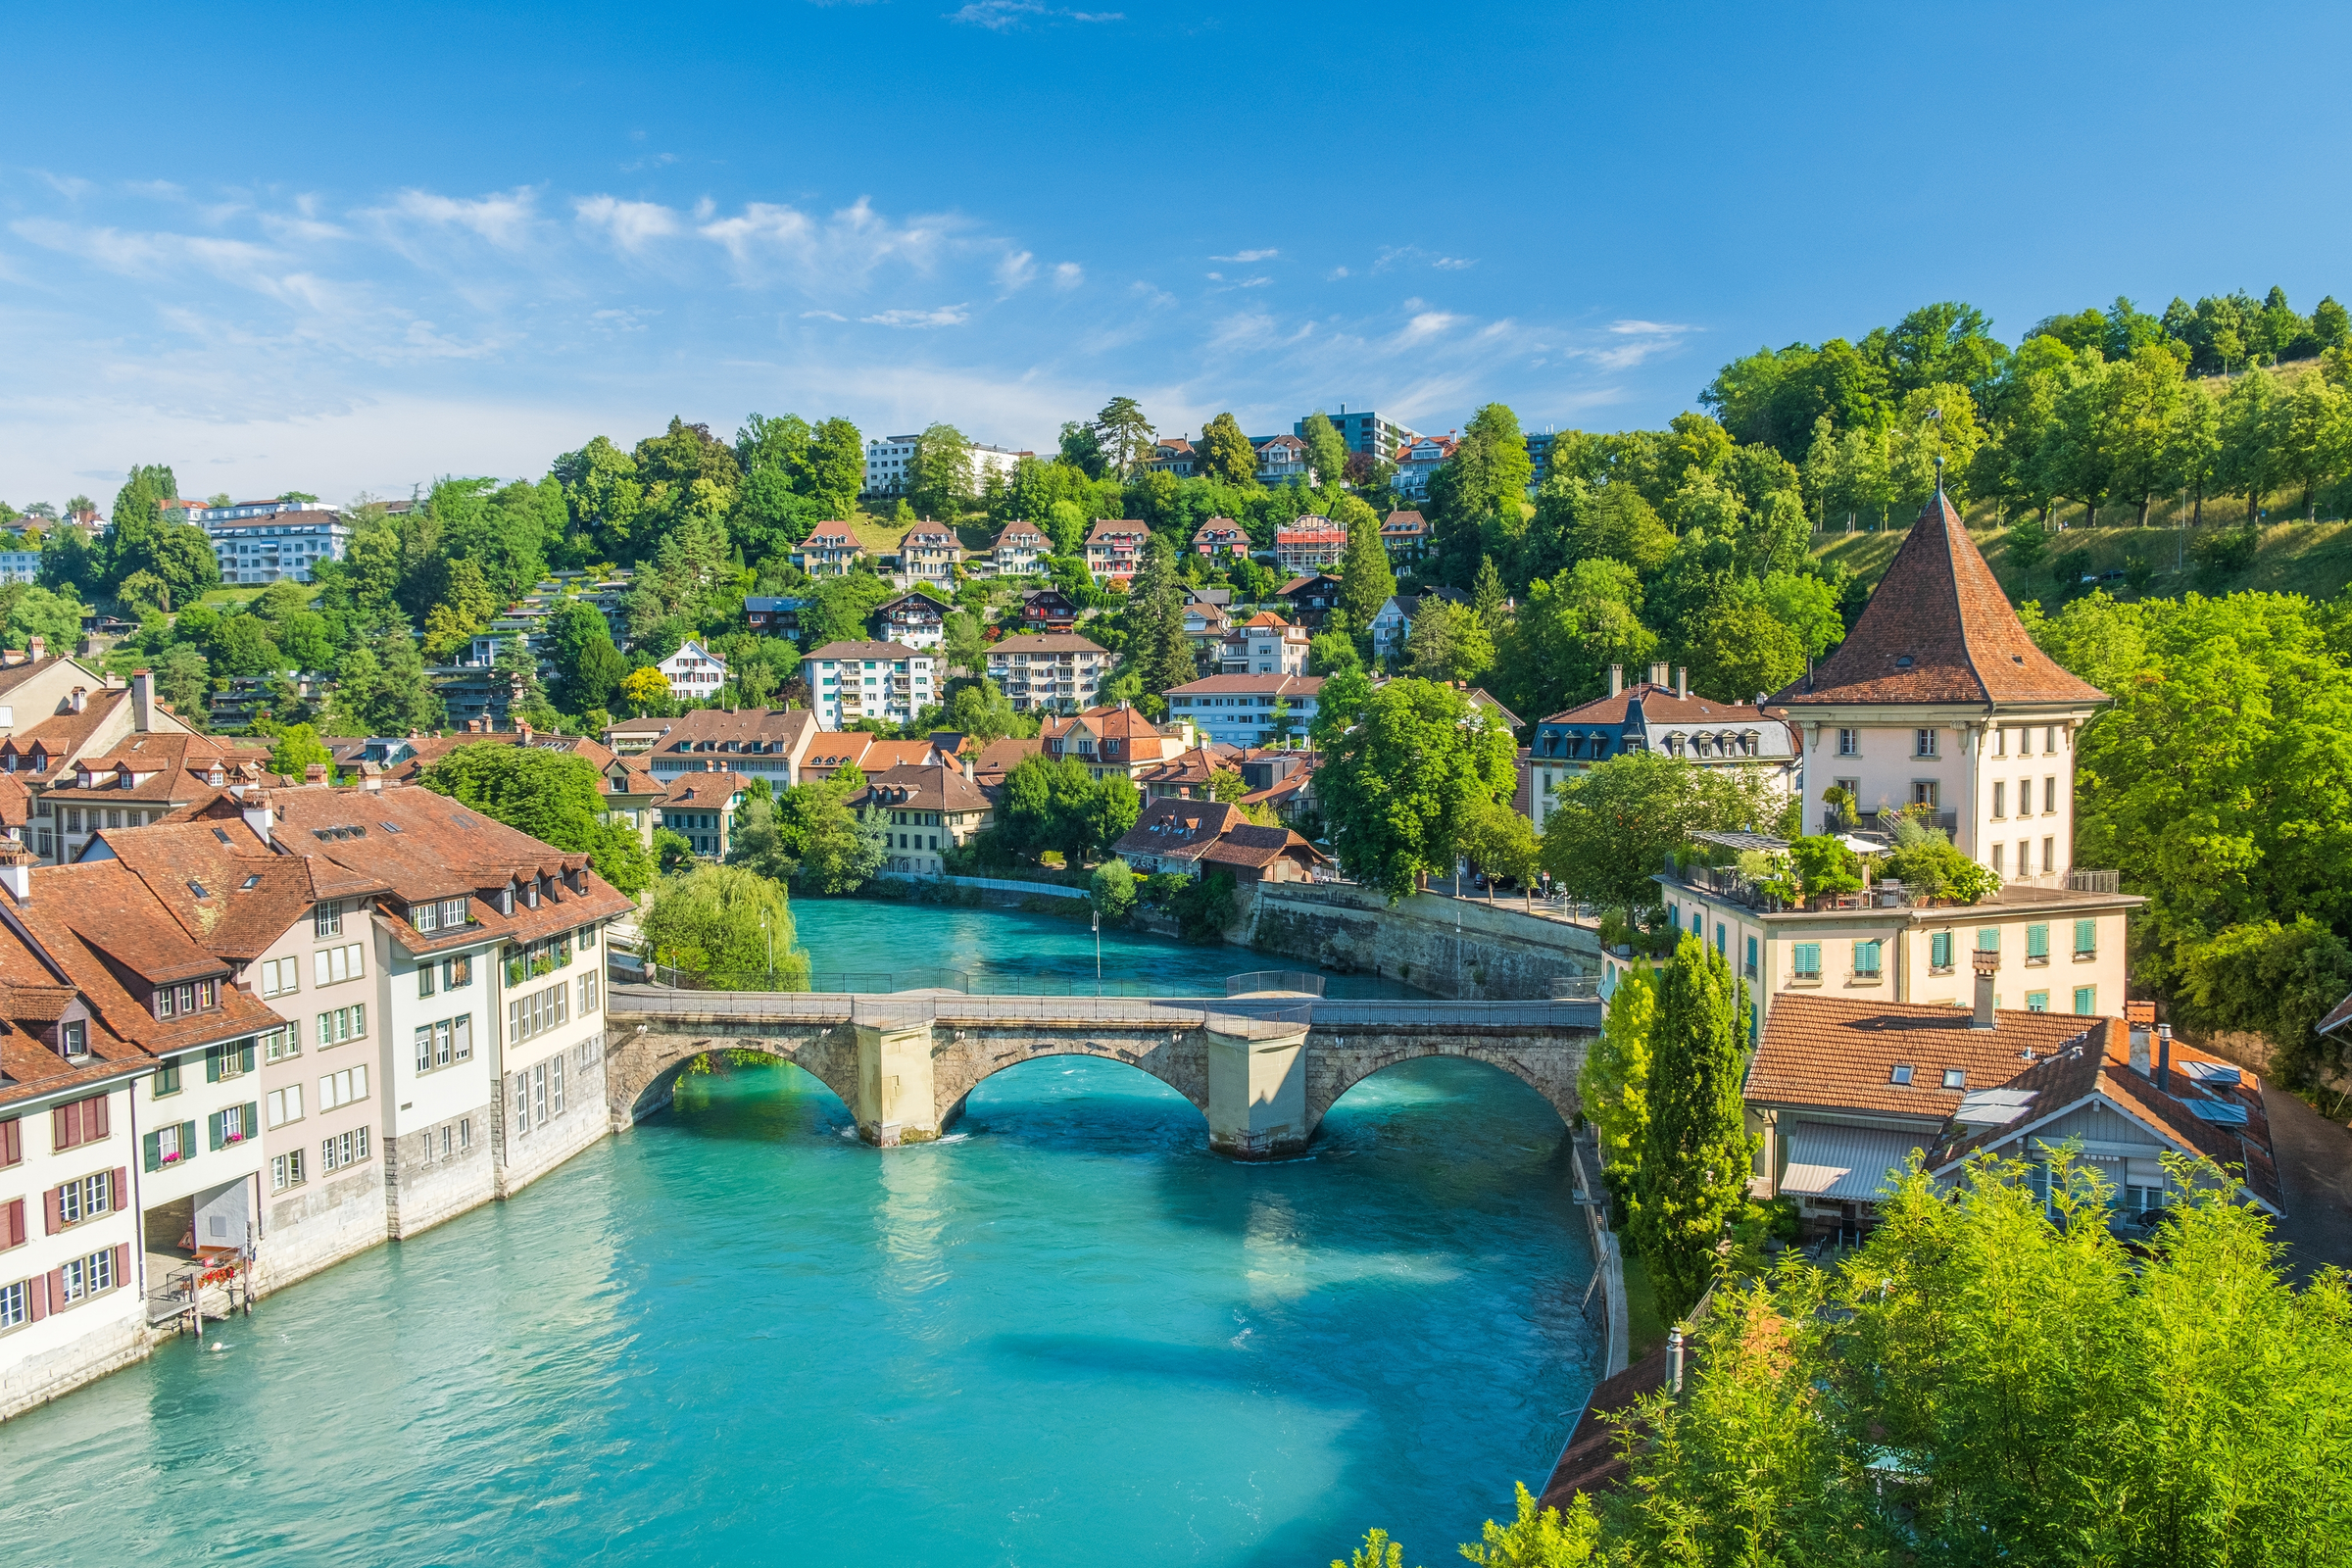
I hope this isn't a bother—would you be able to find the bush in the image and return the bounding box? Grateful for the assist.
[2175,915,2352,1085]
[1090,858,1136,921]
[1787,834,1861,900]
[1885,816,2000,905]
[1170,869,1237,944]
[2188,521,2259,582]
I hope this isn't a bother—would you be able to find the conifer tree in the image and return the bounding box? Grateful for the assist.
[1338,505,1396,634]
[1632,934,1755,1321]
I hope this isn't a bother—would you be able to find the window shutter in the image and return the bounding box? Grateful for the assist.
[52,1103,71,1149]
[112,1167,126,1209]
[26,1272,45,1322]
[208,1110,224,1151]
[3,1197,23,1250]
[0,1117,17,1165]
[111,1244,128,1292]
[46,1267,64,1311]
[144,1130,162,1173]
[90,1095,109,1141]
[179,1121,196,1161]
[243,1102,259,1141]
[207,1046,222,1084]
[239,1040,256,1075]
[43,1186,62,1235]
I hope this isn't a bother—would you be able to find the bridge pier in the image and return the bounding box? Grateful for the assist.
[1205,1020,1312,1159]
[856,1019,941,1147]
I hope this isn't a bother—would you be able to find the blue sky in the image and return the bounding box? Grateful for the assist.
[3,1,2346,508]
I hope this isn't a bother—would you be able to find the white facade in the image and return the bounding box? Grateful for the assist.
[659,641,728,703]
[864,436,1027,498]
[1163,675,1323,748]
[807,642,936,729]
[208,512,352,585]
[0,1078,146,1421]
[0,552,37,586]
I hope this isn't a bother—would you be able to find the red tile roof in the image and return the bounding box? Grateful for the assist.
[1747,994,2109,1121]
[1772,490,2106,708]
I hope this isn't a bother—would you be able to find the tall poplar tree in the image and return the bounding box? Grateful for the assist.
[1337,505,1396,633]
[1125,530,1194,695]
[1198,413,1256,485]
[1300,411,1350,489]
[1633,934,1755,1322]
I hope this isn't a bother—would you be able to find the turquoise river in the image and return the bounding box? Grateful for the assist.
[0,899,1598,1566]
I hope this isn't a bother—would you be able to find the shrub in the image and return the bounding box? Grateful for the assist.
[1787,834,1861,900]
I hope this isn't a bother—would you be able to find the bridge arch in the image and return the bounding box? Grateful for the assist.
[929,1024,1210,1130]
[1302,1033,1582,1142]
[607,1021,862,1129]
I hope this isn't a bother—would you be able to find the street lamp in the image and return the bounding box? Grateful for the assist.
[1093,909,1102,997]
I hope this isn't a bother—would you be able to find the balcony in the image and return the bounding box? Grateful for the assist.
[1825,807,1957,835]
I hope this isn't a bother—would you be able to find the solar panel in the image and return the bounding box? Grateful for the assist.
[2187,1100,2249,1125]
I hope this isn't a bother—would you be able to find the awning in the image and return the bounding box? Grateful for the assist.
[1780,1125,1922,1202]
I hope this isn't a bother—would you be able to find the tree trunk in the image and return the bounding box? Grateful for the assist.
[2193,485,2204,526]
[2249,489,2261,524]
[2307,485,2318,522]
[2136,493,2151,527]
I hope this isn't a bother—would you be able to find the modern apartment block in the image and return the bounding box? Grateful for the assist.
[805,642,936,729]
[1293,406,1421,462]
[984,634,1107,713]
[1162,673,1324,749]
[606,707,819,787]
[207,511,352,586]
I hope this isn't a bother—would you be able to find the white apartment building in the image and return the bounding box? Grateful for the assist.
[863,437,1029,499]
[658,641,728,703]
[985,634,1107,713]
[612,708,819,787]
[806,641,936,729]
[1163,673,1324,748]
[207,510,352,586]
[0,552,37,585]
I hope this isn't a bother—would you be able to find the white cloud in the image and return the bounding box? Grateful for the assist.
[995,249,1037,290]
[1238,276,1272,288]
[1396,311,1465,346]
[1579,318,1698,369]
[374,187,541,250]
[860,304,970,328]
[1328,266,1349,279]
[1053,261,1083,289]
[573,195,681,253]
[949,1,1124,26]
[1210,248,1278,263]
[698,196,954,291]
[1433,256,1475,270]
[800,309,848,321]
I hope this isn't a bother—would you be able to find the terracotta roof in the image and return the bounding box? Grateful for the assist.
[1381,510,1428,532]
[1084,519,1148,545]
[1110,797,1325,871]
[1923,1023,2282,1210]
[1276,572,1343,595]
[0,772,29,828]
[1747,994,2110,1121]
[988,634,1107,656]
[803,520,859,546]
[1539,1345,1672,1507]
[1240,611,1294,630]
[1772,490,2107,708]
[634,708,816,759]
[1541,682,1785,728]
[660,771,756,808]
[857,739,956,771]
[970,736,1042,785]
[1134,744,1242,787]
[846,763,992,815]
[807,640,923,662]
[994,519,1049,544]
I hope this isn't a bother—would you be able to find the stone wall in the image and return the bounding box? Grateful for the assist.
[931,1022,1211,1127]
[261,1164,390,1292]
[1301,1022,1590,1132]
[499,1047,612,1200]
[388,1103,500,1240]
[0,1308,149,1424]
[1244,883,1602,1001]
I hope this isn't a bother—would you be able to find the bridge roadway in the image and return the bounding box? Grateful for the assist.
[605,986,1602,1158]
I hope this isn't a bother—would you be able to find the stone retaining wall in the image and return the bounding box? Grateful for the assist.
[1244,882,1602,1001]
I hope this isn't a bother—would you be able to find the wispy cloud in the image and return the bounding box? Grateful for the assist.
[948,1,1124,28]
[372,187,541,250]
[860,304,970,328]
[573,195,681,253]
[1210,248,1278,263]
[995,249,1037,291]
[1053,261,1084,289]
[1577,318,1698,369]
[698,196,955,291]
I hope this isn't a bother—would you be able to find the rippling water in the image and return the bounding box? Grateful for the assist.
[0,904,1594,1565]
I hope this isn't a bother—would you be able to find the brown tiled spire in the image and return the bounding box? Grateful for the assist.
[1772,489,2105,707]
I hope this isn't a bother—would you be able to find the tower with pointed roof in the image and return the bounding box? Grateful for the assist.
[1770,486,2106,884]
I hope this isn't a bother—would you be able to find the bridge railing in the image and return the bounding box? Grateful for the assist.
[1224,970,1328,997]
[608,986,1597,1032]
[639,962,1200,998]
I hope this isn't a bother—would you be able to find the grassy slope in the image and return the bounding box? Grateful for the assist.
[1814,514,2352,611]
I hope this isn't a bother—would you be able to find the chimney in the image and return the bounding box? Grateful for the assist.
[1970,947,2000,1029]
[27,636,44,663]
[244,797,274,846]
[131,668,155,733]
[2157,1024,2173,1092]
[1676,666,1688,700]
[516,721,533,743]
[303,762,328,787]
[2130,1026,2152,1079]
[69,686,85,714]
[1649,662,1668,687]
[0,848,31,903]
[360,760,384,793]
[1608,664,1622,698]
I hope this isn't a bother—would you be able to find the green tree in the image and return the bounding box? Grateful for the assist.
[640,863,810,988]
[1403,598,1494,684]
[418,742,654,896]
[801,796,889,892]
[210,613,282,678]
[1299,412,1349,489]
[1318,679,1516,901]
[1581,962,1653,1222]
[803,417,866,519]
[1199,412,1256,486]
[909,422,976,520]
[2176,916,2352,1084]
[2,583,85,654]
[547,599,627,712]
[1463,797,1539,904]
[1681,588,1804,701]
[1338,504,1397,634]
[1632,935,1753,1322]
[1090,858,1137,920]
[267,723,332,779]
[157,644,209,719]
[1428,404,1533,586]
[1489,559,1656,721]
[941,610,988,678]
[331,625,444,737]
[1091,396,1154,477]
[1539,751,1779,911]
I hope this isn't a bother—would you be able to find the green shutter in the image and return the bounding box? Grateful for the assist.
[238,1040,256,1074]
[243,1102,259,1142]
[179,1121,197,1161]
[1976,927,1999,954]
[207,1110,224,1151]
[205,1046,221,1084]
[2075,919,2096,954]
[143,1131,162,1173]
[2027,924,2049,958]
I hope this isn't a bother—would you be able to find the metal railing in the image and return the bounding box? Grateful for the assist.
[608,985,1599,1032]
[1225,970,1327,997]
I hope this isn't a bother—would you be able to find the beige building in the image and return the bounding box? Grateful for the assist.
[845,763,993,878]
[986,634,1107,713]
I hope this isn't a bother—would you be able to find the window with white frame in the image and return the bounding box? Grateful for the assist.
[315,902,343,939]
[320,1127,370,1172]
[0,1280,23,1329]
[56,1247,113,1303]
[260,956,300,998]
[54,1170,114,1226]
[316,1004,366,1046]
[413,1015,471,1073]
[261,1022,299,1063]
[266,1085,304,1127]
[270,1150,305,1191]
[318,1064,368,1110]
[1914,728,1938,758]
[314,943,365,987]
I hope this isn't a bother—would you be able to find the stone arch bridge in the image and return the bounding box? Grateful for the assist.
[604,987,1600,1159]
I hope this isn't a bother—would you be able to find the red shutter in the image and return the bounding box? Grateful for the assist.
[44,1267,63,1313]
[0,1116,17,1166]
[112,1167,127,1213]
[111,1244,128,1293]
[25,1272,45,1321]
[90,1095,109,1141]
[2,1197,22,1249]
[52,1103,72,1151]
[42,1186,62,1235]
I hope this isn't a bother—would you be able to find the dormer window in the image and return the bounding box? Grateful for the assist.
[61,1020,87,1058]
[499,887,515,915]
[153,980,219,1020]
[523,879,540,908]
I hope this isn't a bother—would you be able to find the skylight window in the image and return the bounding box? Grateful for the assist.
[1889,1064,1914,1085]
[1942,1068,1967,1089]
[240,874,261,890]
